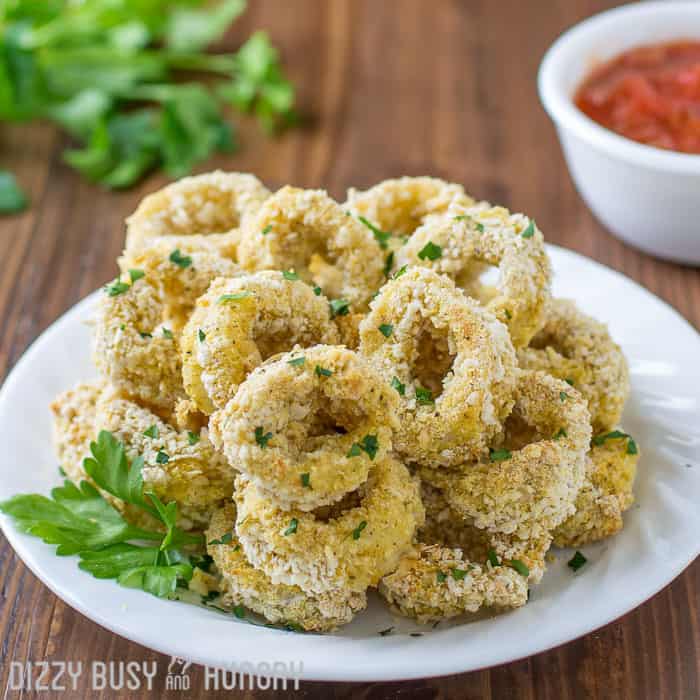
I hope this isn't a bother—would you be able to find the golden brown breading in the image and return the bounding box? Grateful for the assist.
[234,456,425,595]
[359,267,517,467]
[125,171,270,258]
[210,345,400,511]
[238,186,385,311]
[206,504,366,632]
[553,434,639,547]
[379,544,528,623]
[518,298,630,433]
[180,272,339,415]
[396,202,551,348]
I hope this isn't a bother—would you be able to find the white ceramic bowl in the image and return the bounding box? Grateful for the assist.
[538,1,700,265]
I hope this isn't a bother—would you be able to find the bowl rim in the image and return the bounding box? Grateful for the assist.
[538,0,700,175]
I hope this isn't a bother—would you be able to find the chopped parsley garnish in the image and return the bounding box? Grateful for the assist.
[162,328,173,339]
[489,448,511,462]
[282,270,299,280]
[300,473,311,488]
[454,215,484,232]
[218,292,251,303]
[451,568,468,581]
[391,376,406,395]
[233,605,246,619]
[329,298,350,318]
[128,269,145,283]
[521,220,535,238]
[312,286,322,296]
[208,532,233,546]
[568,550,587,572]
[347,443,362,458]
[436,571,447,583]
[255,426,273,448]
[384,252,394,277]
[315,365,333,377]
[284,518,298,536]
[169,249,192,268]
[187,431,200,445]
[415,386,434,405]
[559,391,569,401]
[352,521,367,540]
[565,377,575,386]
[392,265,407,279]
[504,309,512,320]
[417,241,442,261]
[143,425,159,439]
[475,221,485,233]
[105,279,130,297]
[348,434,379,460]
[378,324,393,338]
[358,216,392,249]
[261,225,272,235]
[155,451,169,464]
[487,548,500,567]
[553,428,568,440]
[288,356,306,367]
[592,430,638,454]
[139,331,152,339]
[198,329,206,342]
[508,559,530,577]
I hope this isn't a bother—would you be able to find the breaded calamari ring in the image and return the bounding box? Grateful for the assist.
[553,433,639,547]
[418,483,548,586]
[51,381,104,488]
[181,272,339,415]
[234,456,425,594]
[238,186,385,310]
[359,267,517,467]
[422,371,591,582]
[518,298,630,433]
[210,345,400,510]
[207,504,367,632]
[95,242,239,417]
[345,176,476,237]
[96,387,232,530]
[125,171,270,258]
[379,544,528,623]
[396,203,551,348]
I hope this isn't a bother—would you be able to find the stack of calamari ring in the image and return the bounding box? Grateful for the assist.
[51,172,638,631]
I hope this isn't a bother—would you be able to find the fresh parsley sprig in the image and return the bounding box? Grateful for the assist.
[0,430,202,597]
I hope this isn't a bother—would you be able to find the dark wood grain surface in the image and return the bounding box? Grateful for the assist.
[1,1,698,697]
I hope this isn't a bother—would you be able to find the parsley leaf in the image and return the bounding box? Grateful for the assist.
[284,518,298,536]
[169,248,192,268]
[282,270,299,280]
[255,426,273,448]
[358,215,392,249]
[187,431,200,445]
[415,386,434,405]
[287,356,305,367]
[521,220,536,238]
[315,365,332,377]
[568,550,587,572]
[218,292,251,303]
[391,376,406,395]
[329,298,350,318]
[352,521,367,540]
[417,241,442,261]
[508,559,530,577]
[300,473,311,488]
[143,424,159,439]
[378,323,393,338]
[489,448,512,462]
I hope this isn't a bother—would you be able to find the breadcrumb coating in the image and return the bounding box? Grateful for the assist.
[181,272,339,415]
[553,435,639,547]
[234,456,425,595]
[359,267,517,467]
[397,202,551,348]
[95,240,238,418]
[211,345,399,511]
[238,186,385,310]
[207,504,367,631]
[345,176,475,237]
[518,298,630,433]
[125,171,270,258]
[379,543,528,623]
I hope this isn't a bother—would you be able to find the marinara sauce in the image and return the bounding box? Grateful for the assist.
[575,40,700,154]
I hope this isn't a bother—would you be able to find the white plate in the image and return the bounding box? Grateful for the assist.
[0,245,698,682]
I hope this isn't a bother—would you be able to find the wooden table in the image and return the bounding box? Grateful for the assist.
[1,1,698,697]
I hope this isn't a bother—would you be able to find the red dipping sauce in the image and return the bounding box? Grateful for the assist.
[575,40,700,154]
